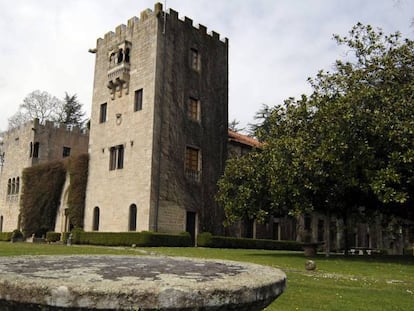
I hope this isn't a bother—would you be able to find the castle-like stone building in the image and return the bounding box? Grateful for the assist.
[0,3,411,254]
[0,119,88,232]
[84,3,228,241]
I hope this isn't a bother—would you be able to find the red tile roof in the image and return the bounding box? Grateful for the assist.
[228,129,262,148]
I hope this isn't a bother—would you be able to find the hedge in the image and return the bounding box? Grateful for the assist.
[62,230,192,247]
[46,232,61,242]
[197,232,304,251]
[0,232,12,241]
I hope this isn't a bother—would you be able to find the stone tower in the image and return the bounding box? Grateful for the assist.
[84,3,228,240]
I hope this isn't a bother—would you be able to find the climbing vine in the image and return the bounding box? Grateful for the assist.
[21,161,66,237]
[66,153,89,228]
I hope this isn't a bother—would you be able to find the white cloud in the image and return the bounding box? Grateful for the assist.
[0,0,413,131]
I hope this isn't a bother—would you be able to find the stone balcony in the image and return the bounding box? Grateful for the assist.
[107,63,130,98]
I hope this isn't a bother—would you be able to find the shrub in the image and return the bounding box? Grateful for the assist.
[46,232,61,243]
[69,231,192,247]
[62,232,70,243]
[197,232,213,247]
[138,231,192,247]
[11,229,23,240]
[0,232,12,241]
[197,232,303,251]
[71,227,84,244]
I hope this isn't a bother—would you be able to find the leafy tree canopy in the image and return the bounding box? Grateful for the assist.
[218,23,414,226]
[8,90,85,130]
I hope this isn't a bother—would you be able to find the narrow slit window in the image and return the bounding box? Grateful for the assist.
[100,103,107,123]
[190,48,200,71]
[33,142,40,158]
[129,204,137,231]
[117,145,124,169]
[7,179,11,195]
[109,147,117,170]
[92,207,100,231]
[134,89,143,111]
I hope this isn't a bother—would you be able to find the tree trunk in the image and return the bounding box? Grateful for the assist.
[324,211,331,257]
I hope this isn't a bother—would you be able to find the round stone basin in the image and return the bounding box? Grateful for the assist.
[0,255,286,310]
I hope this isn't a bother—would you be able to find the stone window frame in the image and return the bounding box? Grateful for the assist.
[6,176,20,196]
[7,179,11,195]
[11,178,15,195]
[187,97,201,122]
[16,177,19,194]
[190,48,201,72]
[92,207,100,231]
[129,204,138,231]
[33,142,40,158]
[109,145,125,171]
[134,89,143,112]
[99,103,107,123]
[62,146,71,158]
[185,146,201,182]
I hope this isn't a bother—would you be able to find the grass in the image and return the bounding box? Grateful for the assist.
[1,242,413,310]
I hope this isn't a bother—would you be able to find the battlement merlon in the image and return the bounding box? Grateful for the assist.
[3,119,88,140]
[94,2,228,48]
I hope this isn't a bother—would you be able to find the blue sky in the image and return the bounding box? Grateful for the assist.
[0,0,413,132]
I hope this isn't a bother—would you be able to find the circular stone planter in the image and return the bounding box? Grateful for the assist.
[0,255,286,310]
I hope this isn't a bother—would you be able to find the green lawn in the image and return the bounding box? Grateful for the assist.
[1,242,413,310]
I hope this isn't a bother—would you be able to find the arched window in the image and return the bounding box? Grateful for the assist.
[129,204,137,231]
[125,48,130,63]
[109,52,116,66]
[117,49,124,63]
[11,178,15,195]
[92,207,100,231]
[7,179,11,195]
[16,177,20,194]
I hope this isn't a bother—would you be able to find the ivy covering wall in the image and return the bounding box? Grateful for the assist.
[21,161,66,237]
[66,154,89,228]
[20,154,89,237]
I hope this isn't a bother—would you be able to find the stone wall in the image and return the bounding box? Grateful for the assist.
[85,3,228,236]
[0,122,35,231]
[84,5,161,232]
[0,119,88,232]
[153,7,228,235]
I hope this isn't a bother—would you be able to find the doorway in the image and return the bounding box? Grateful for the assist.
[186,211,197,246]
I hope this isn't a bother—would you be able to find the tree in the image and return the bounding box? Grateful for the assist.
[228,119,244,132]
[218,24,414,254]
[248,104,272,137]
[59,93,85,128]
[8,90,64,129]
[217,151,273,226]
[7,90,86,130]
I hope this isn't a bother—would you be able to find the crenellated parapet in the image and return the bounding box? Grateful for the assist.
[3,119,88,141]
[95,2,228,48]
[94,3,228,100]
